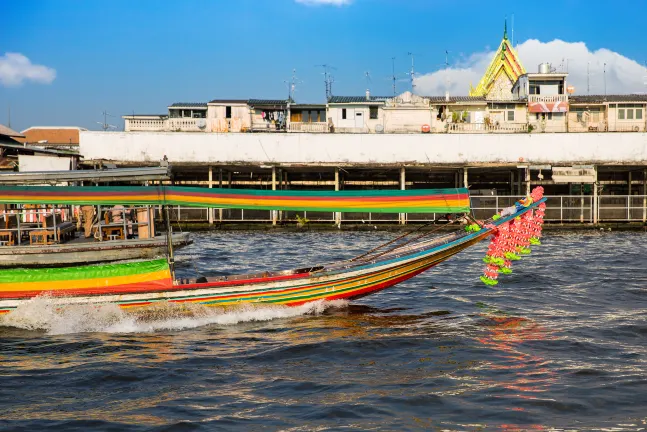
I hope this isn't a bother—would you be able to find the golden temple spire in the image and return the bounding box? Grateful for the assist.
[469,21,526,98]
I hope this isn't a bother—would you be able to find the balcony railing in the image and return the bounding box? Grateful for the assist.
[528,94,569,103]
[124,118,168,132]
[288,122,329,133]
[447,122,529,133]
[168,118,204,132]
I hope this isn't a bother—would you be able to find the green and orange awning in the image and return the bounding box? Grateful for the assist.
[0,186,470,214]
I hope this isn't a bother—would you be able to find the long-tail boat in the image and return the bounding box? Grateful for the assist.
[0,185,546,315]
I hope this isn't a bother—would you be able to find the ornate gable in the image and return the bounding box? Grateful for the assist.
[469,22,526,99]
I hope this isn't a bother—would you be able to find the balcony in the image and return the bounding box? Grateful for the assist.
[288,122,329,133]
[528,94,569,103]
[168,118,205,132]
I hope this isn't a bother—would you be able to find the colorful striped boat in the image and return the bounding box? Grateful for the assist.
[0,199,545,316]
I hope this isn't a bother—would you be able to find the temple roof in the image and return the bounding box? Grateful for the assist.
[469,22,526,97]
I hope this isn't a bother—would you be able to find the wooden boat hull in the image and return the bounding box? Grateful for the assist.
[0,233,191,267]
[0,202,543,316]
[0,229,488,315]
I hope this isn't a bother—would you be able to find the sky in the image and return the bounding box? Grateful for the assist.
[1,0,647,132]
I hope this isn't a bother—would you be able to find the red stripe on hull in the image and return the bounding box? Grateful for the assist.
[284,263,436,306]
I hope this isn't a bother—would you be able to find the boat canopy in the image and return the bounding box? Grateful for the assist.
[0,186,470,214]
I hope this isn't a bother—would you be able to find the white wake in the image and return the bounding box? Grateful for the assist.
[0,296,348,335]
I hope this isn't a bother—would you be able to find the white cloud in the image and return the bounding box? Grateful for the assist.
[0,52,56,87]
[295,0,351,5]
[415,39,647,96]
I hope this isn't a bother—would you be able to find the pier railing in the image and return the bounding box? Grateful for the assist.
[167,195,647,225]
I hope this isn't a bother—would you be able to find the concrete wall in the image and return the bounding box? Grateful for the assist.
[80,131,647,166]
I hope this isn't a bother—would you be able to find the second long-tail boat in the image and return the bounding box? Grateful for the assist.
[0,185,546,315]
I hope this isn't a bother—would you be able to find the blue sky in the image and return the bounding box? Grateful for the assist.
[2,0,647,131]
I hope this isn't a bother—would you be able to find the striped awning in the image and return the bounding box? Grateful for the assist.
[0,186,470,214]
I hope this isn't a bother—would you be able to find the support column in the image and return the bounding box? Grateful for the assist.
[525,167,531,196]
[334,168,341,226]
[399,166,406,225]
[272,166,277,226]
[628,171,632,196]
[593,166,598,225]
[463,167,468,189]
[643,169,646,223]
[628,171,632,221]
[218,169,223,222]
[208,166,214,225]
[510,170,515,195]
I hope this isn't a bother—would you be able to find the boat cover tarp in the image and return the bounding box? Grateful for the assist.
[0,186,470,213]
[0,259,172,298]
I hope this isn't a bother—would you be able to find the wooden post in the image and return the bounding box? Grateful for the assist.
[272,166,277,226]
[463,167,468,189]
[334,168,341,226]
[208,166,214,225]
[399,166,406,225]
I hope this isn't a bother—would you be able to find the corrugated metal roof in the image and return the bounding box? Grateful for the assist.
[248,99,293,106]
[328,96,390,103]
[208,99,248,104]
[569,94,647,104]
[0,124,25,138]
[0,166,171,185]
[169,103,208,108]
[426,96,486,103]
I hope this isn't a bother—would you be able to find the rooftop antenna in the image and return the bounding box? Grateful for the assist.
[364,71,372,86]
[316,64,336,100]
[407,52,416,93]
[283,69,301,101]
[445,50,451,97]
[391,57,397,96]
[97,110,117,131]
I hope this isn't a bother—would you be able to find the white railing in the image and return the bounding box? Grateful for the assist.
[447,122,529,133]
[288,122,329,133]
[168,195,647,225]
[528,94,569,103]
[610,122,646,133]
[168,118,204,132]
[125,118,168,132]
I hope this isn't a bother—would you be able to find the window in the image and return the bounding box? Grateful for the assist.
[342,108,347,120]
[225,106,232,119]
[547,112,553,121]
[302,111,310,122]
[182,109,192,118]
[507,110,515,122]
[627,109,634,120]
[369,106,378,119]
[618,109,625,120]
[192,110,206,119]
[637,109,643,120]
